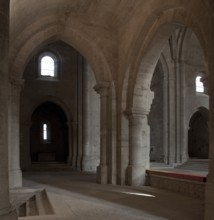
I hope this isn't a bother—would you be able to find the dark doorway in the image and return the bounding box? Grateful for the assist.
[30,102,69,163]
[188,107,209,159]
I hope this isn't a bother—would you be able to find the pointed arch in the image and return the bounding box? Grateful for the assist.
[124,7,208,113]
[10,22,112,84]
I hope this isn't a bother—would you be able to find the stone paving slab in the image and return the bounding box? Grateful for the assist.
[20,171,204,220]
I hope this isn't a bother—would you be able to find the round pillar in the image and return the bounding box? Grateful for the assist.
[0,0,17,219]
[205,66,214,220]
[126,110,150,186]
[126,89,154,186]
[82,67,92,171]
[94,82,110,184]
[8,78,24,188]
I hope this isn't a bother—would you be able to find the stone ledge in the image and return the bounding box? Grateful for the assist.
[146,169,207,182]
[146,171,205,199]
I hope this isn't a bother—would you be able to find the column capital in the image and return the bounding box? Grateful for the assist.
[93,81,110,97]
[125,108,148,126]
[132,88,154,114]
[125,108,148,117]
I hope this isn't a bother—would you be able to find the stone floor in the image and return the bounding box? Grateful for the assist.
[20,171,204,220]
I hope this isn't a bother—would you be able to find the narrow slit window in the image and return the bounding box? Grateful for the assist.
[43,123,48,140]
[196,76,204,93]
[41,122,51,143]
[41,56,55,77]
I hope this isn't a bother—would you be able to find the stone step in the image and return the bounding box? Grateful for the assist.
[17,202,27,217]
[11,188,54,218]
[30,162,73,171]
[18,215,64,220]
[175,159,209,172]
[150,162,173,168]
[146,169,206,199]
[35,190,54,215]
[26,195,39,216]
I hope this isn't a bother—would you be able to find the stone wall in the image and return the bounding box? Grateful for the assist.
[148,29,208,164]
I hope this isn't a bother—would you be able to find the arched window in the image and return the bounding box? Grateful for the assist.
[196,76,204,93]
[41,121,51,143]
[39,52,58,78]
[41,56,55,76]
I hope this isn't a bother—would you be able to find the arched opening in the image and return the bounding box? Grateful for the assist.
[30,102,69,163]
[20,40,100,172]
[148,61,164,163]
[126,14,208,184]
[188,108,209,159]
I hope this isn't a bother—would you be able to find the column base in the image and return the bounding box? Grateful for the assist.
[181,153,189,163]
[72,156,77,168]
[97,165,108,184]
[168,155,176,165]
[82,156,92,171]
[204,181,214,220]
[76,156,82,170]
[9,169,22,188]
[0,207,17,220]
[126,165,147,186]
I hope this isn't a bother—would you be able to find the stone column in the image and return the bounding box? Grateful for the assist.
[76,54,83,169]
[175,60,181,164]
[179,61,188,163]
[126,110,150,186]
[168,63,176,165]
[201,17,212,220]
[82,66,91,171]
[8,78,24,188]
[71,121,78,168]
[94,82,109,184]
[163,69,169,164]
[66,121,73,165]
[205,103,214,219]
[126,89,154,186]
[0,0,17,219]
[204,69,213,219]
